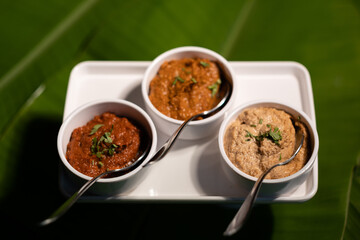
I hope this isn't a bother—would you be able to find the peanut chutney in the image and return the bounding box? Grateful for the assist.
[66,112,141,177]
[224,107,310,179]
[148,58,224,120]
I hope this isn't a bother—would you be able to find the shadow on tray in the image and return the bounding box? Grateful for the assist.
[0,113,274,239]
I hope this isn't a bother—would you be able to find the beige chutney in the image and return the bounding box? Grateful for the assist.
[223,107,310,179]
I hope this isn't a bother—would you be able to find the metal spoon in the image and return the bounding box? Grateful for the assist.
[38,144,150,227]
[39,80,231,226]
[223,128,304,237]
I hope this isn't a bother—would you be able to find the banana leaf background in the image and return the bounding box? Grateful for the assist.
[0,0,359,239]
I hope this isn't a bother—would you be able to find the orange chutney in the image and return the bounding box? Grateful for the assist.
[148,58,223,120]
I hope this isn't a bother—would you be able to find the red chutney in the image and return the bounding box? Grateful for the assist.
[149,58,223,120]
[66,112,141,177]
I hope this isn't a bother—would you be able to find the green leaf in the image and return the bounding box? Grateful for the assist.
[103,131,112,143]
[268,127,282,142]
[208,79,221,97]
[200,61,210,67]
[173,76,185,85]
[89,124,104,135]
[0,0,359,239]
[96,151,103,159]
[341,157,360,240]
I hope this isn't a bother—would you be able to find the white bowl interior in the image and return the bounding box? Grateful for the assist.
[219,100,319,184]
[58,99,157,183]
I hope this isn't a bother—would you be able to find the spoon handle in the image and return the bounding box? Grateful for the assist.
[145,80,230,166]
[145,82,230,166]
[39,112,202,227]
[38,170,114,226]
[144,114,199,166]
[39,81,231,226]
[223,133,304,236]
[223,166,274,236]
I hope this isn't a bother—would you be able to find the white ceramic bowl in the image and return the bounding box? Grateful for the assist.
[218,100,319,196]
[58,99,157,195]
[141,46,237,140]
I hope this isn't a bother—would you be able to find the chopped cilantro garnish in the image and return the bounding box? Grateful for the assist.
[268,127,282,145]
[172,76,185,85]
[90,126,119,165]
[182,68,191,74]
[245,125,282,145]
[200,61,210,67]
[89,124,104,135]
[208,79,222,97]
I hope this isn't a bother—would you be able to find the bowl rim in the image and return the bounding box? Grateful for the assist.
[218,99,319,184]
[141,46,236,126]
[57,98,157,183]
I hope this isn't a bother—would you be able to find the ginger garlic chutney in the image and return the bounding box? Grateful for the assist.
[66,112,141,177]
[148,58,224,120]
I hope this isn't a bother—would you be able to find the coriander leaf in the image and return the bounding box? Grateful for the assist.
[176,76,185,82]
[104,132,112,143]
[108,143,118,156]
[90,129,118,159]
[244,126,282,145]
[172,76,185,85]
[208,85,218,97]
[200,61,209,67]
[108,148,114,156]
[89,124,104,135]
[96,151,103,159]
[182,68,191,74]
[269,128,282,141]
[208,79,221,97]
[90,137,97,154]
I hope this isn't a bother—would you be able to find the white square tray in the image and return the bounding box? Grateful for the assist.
[59,61,318,203]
